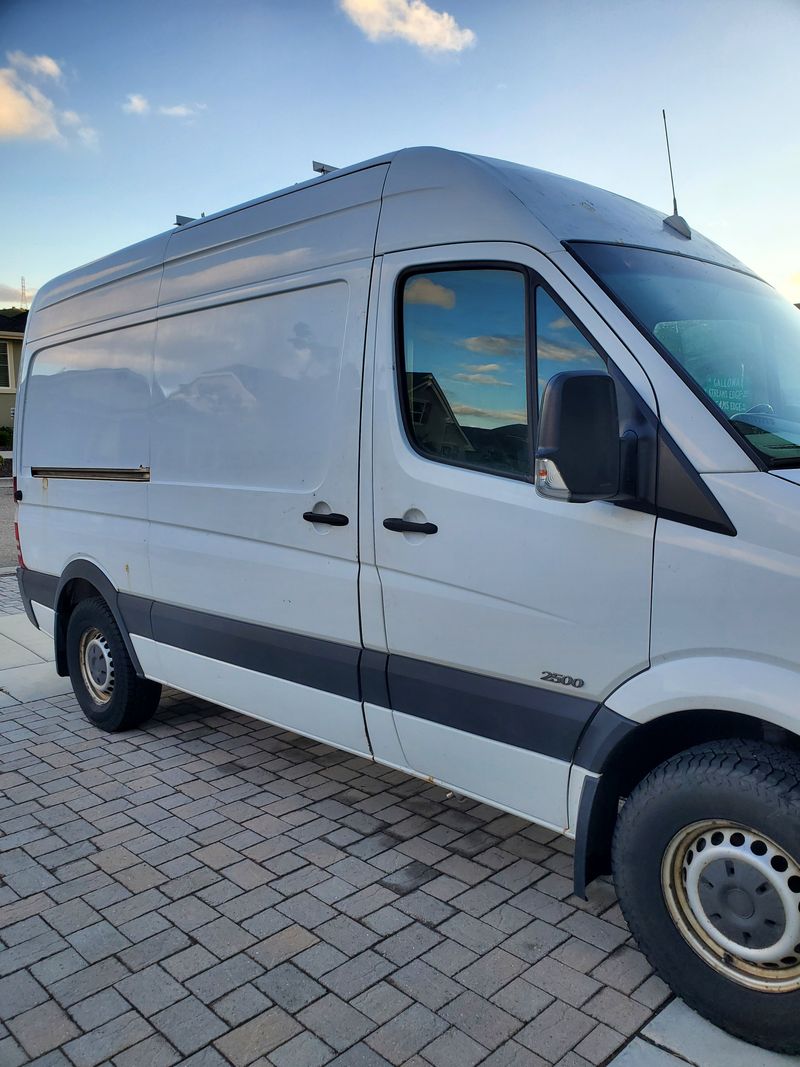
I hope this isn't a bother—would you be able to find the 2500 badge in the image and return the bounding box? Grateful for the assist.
[541,671,585,689]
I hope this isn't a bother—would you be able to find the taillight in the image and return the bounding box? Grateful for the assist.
[13,476,24,568]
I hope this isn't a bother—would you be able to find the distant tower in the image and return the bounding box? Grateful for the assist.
[20,276,27,308]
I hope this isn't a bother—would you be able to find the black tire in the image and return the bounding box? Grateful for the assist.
[613,739,800,1053]
[66,596,161,732]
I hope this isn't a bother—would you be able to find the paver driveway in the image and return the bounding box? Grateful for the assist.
[0,578,797,1067]
[1,693,665,1065]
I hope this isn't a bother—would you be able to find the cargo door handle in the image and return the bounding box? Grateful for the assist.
[383,518,438,535]
[303,511,349,526]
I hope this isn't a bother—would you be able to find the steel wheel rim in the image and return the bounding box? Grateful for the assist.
[79,627,115,704]
[662,820,800,992]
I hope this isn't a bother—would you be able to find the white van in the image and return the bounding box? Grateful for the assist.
[15,147,800,1051]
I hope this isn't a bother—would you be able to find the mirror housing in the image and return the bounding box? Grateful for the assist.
[536,371,621,502]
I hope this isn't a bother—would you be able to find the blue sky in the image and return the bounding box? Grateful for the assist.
[1,0,798,306]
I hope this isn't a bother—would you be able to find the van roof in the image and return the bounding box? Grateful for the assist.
[164,147,743,271]
[31,146,751,324]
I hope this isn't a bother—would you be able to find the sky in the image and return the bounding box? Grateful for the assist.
[1,0,799,307]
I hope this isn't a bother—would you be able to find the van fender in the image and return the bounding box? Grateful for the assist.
[53,559,146,678]
[569,706,636,899]
[605,655,800,737]
[570,656,800,897]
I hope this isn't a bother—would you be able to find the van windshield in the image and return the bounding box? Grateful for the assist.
[570,242,800,468]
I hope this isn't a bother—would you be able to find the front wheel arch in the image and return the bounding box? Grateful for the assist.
[573,708,800,898]
[612,740,800,1053]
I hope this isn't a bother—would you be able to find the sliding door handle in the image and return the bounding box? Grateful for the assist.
[383,517,438,535]
[303,511,349,526]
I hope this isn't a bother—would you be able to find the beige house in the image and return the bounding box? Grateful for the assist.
[0,309,26,430]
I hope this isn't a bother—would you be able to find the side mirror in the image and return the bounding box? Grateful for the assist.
[536,371,620,502]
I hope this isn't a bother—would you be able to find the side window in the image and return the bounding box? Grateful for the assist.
[535,288,607,405]
[401,268,530,477]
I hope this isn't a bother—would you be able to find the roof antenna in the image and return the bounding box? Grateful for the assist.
[312,160,337,175]
[661,109,691,238]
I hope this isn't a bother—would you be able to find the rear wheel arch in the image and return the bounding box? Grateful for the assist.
[573,708,800,898]
[54,561,144,679]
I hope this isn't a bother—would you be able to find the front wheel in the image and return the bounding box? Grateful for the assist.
[613,740,800,1054]
[66,596,161,732]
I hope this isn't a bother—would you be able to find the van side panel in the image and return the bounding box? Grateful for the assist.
[26,233,170,342]
[152,283,349,494]
[132,637,370,757]
[149,276,363,645]
[144,169,386,752]
[160,166,388,305]
[146,275,370,750]
[17,324,154,599]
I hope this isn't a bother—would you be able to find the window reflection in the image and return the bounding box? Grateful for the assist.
[402,269,530,477]
[535,289,607,404]
[153,284,348,490]
[25,327,152,469]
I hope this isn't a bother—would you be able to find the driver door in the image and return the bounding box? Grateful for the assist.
[365,243,656,828]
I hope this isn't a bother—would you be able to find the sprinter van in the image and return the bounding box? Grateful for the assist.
[15,148,800,1051]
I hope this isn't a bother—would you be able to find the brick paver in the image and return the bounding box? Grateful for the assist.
[0,658,673,1065]
[0,573,23,616]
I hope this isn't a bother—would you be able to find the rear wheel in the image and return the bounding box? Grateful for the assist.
[66,596,161,731]
[613,740,800,1053]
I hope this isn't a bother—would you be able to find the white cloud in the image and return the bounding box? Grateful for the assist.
[538,339,597,364]
[340,0,475,53]
[123,93,150,114]
[453,372,513,386]
[6,51,62,80]
[0,67,61,140]
[404,276,456,308]
[123,95,206,120]
[159,104,192,117]
[0,52,97,147]
[158,102,206,118]
[465,362,501,373]
[76,124,98,148]
[460,335,524,357]
[450,402,527,424]
[61,107,97,147]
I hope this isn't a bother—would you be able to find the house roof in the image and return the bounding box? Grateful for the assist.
[407,371,474,450]
[0,309,27,335]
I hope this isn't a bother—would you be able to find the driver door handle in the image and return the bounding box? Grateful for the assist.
[303,512,349,526]
[383,517,438,535]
